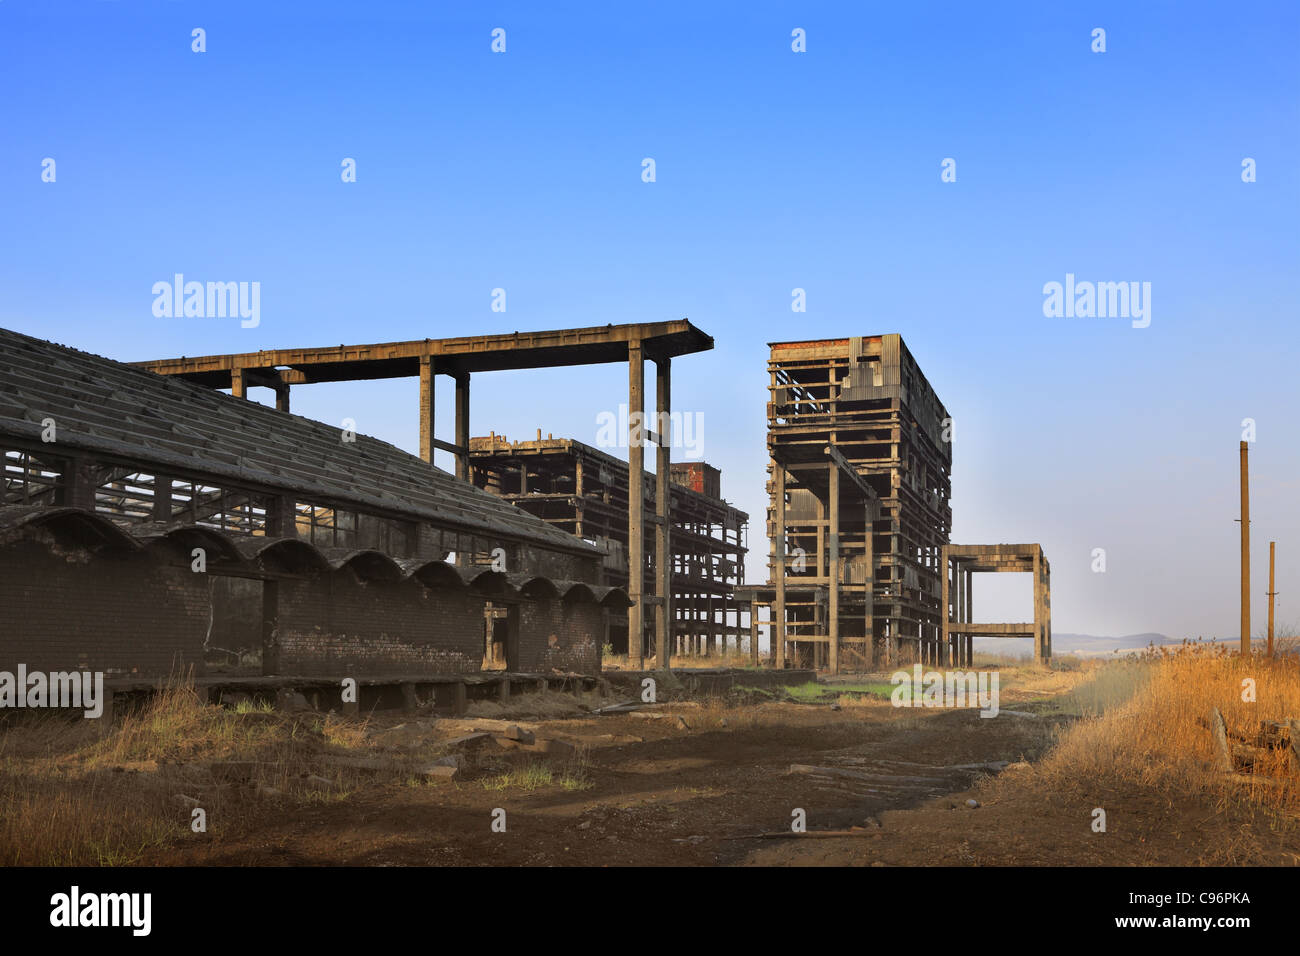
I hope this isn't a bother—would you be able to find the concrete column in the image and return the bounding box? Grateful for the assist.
[951,560,962,666]
[628,342,645,668]
[418,356,434,462]
[773,461,786,669]
[231,367,247,399]
[455,372,470,481]
[940,545,950,669]
[275,386,290,413]
[152,474,173,521]
[828,463,840,675]
[964,568,973,666]
[655,356,672,670]
[749,600,759,666]
[865,501,876,668]
[1033,550,1044,664]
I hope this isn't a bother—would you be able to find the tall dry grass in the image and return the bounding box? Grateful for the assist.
[0,678,380,865]
[1038,644,1300,814]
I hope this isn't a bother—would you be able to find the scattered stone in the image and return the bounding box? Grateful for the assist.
[429,754,463,769]
[256,783,282,798]
[532,738,577,758]
[420,764,460,781]
[303,774,338,790]
[675,716,691,731]
[502,725,536,744]
[173,793,201,809]
[965,799,980,809]
[577,820,592,830]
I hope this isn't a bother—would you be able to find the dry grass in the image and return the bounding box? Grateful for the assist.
[1036,644,1300,815]
[0,677,399,865]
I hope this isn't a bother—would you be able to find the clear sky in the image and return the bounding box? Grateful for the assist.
[3,1,1297,640]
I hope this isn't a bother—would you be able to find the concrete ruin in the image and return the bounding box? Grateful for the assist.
[132,320,713,670]
[744,334,1051,671]
[941,544,1052,665]
[0,327,630,683]
[469,434,749,660]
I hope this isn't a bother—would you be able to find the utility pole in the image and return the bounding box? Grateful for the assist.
[1267,541,1276,658]
[1240,441,1251,655]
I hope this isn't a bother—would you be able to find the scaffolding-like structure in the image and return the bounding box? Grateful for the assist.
[751,334,952,671]
[469,434,749,661]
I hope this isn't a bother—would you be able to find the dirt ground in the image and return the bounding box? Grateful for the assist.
[126,664,1298,867]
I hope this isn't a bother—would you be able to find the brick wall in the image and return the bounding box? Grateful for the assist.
[276,570,485,676]
[0,535,210,678]
[518,597,603,675]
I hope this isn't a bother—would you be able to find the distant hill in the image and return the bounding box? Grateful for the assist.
[973,632,1175,659]
[1051,632,1175,657]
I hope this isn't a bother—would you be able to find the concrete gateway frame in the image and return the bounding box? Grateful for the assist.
[939,543,1052,665]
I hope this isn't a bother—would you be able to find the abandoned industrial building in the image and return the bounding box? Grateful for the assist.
[0,326,630,691]
[469,434,749,661]
[741,334,1051,671]
[1,321,1052,701]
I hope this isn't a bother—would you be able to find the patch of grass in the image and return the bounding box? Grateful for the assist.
[783,682,826,702]
[481,761,555,791]
[233,698,274,715]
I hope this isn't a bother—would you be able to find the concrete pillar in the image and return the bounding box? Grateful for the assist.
[951,560,962,666]
[1033,549,1045,664]
[828,463,840,676]
[939,545,950,669]
[865,502,876,668]
[418,356,434,462]
[455,372,470,481]
[774,461,786,669]
[152,474,173,521]
[655,356,672,670]
[275,385,290,413]
[231,367,247,399]
[749,600,759,667]
[628,341,645,668]
[964,568,973,665]
[401,683,418,714]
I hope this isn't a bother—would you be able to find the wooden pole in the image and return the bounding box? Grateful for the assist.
[1241,441,1251,655]
[1267,541,1276,658]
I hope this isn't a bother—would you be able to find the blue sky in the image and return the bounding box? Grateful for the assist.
[3,1,1297,640]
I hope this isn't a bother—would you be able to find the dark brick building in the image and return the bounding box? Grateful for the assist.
[0,328,628,680]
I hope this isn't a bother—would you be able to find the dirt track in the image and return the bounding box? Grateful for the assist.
[148,688,1062,867]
